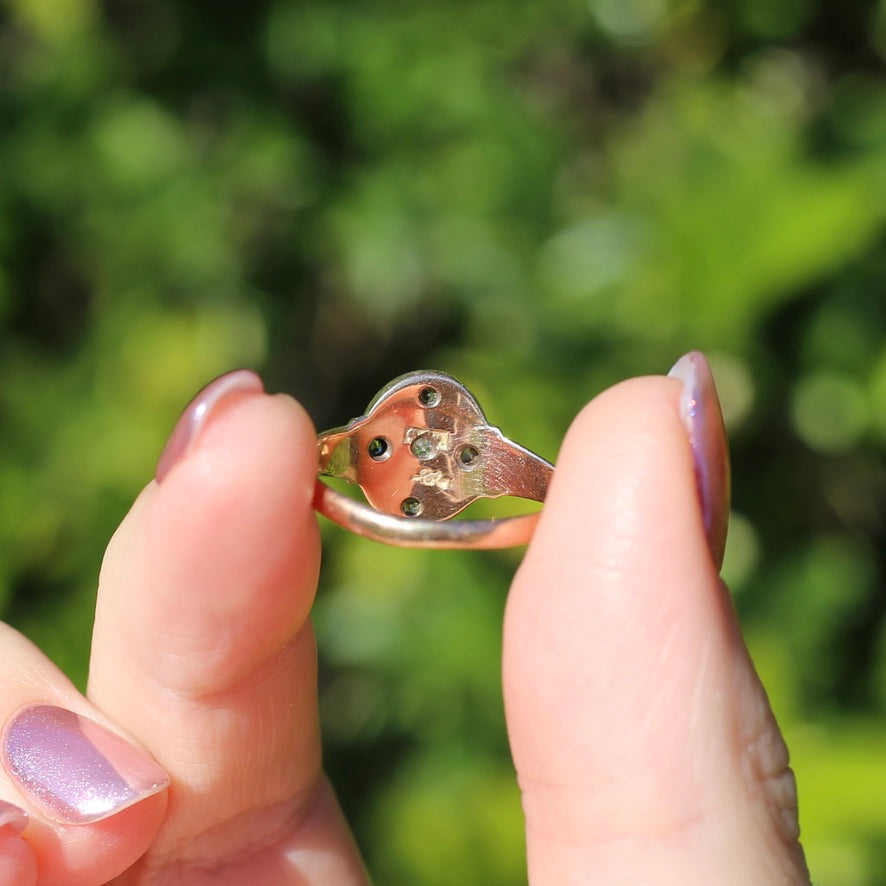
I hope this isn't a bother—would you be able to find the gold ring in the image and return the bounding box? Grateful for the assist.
[314,370,553,549]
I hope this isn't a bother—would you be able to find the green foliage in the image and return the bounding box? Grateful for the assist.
[2,0,885,881]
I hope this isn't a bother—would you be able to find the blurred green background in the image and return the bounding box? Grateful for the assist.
[1,0,885,881]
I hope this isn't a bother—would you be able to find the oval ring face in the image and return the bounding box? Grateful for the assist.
[317,371,552,522]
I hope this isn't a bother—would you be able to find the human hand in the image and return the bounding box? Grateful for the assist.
[0,356,809,884]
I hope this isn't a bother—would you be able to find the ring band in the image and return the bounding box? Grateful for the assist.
[314,370,553,549]
[312,481,542,549]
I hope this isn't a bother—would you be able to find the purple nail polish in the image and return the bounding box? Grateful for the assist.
[0,799,29,834]
[668,351,731,568]
[1,705,170,826]
[155,369,264,483]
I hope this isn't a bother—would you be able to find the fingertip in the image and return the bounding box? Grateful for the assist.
[517,373,709,612]
[0,643,170,884]
[157,388,319,524]
[155,369,265,484]
[503,373,739,819]
[504,377,716,752]
[14,793,167,886]
[503,373,805,883]
[96,387,322,695]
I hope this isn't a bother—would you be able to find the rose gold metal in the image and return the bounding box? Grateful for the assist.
[314,370,553,548]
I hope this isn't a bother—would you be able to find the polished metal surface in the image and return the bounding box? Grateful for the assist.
[314,370,553,548]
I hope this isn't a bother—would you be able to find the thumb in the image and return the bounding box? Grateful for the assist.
[503,353,809,885]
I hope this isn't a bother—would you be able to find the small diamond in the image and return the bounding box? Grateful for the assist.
[367,437,389,461]
[401,497,423,517]
[418,387,441,407]
[410,435,437,460]
[459,445,479,466]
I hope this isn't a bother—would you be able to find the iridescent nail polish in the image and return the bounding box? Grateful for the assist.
[1,705,170,825]
[155,369,264,482]
[668,351,731,568]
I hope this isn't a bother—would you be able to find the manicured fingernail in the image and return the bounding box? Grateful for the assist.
[156,369,264,482]
[0,800,29,834]
[668,351,731,568]
[1,705,170,825]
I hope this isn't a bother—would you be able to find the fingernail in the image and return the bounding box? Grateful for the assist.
[668,351,731,568]
[1,705,170,825]
[0,800,29,834]
[156,369,264,482]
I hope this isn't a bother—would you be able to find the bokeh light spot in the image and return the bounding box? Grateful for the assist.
[790,373,868,453]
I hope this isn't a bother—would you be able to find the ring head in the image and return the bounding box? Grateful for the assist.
[322,371,492,520]
[315,370,553,546]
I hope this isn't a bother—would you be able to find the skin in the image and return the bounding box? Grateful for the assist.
[0,375,810,885]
